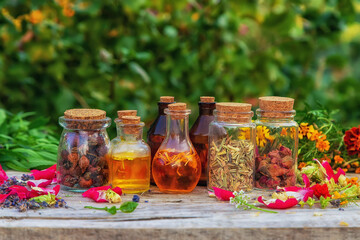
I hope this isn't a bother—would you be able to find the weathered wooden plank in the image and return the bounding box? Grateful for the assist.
[0,171,359,239]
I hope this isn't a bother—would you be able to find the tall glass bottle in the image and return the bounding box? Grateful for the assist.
[110,116,151,193]
[147,96,175,179]
[255,96,298,189]
[152,103,201,193]
[190,96,215,185]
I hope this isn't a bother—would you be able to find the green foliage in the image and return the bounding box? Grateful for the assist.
[0,0,359,128]
[0,108,58,171]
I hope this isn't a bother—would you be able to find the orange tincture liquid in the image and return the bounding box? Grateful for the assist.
[152,149,201,193]
[111,152,150,193]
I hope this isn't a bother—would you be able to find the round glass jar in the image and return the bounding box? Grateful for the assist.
[57,109,111,192]
[207,103,256,192]
[255,96,298,190]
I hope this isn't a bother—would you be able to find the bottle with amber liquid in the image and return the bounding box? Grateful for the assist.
[110,116,151,193]
[147,96,175,179]
[190,96,215,185]
[152,103,201,193]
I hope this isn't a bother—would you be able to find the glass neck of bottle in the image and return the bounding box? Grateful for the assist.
[198,102,215,115]
[256,109,296,122]
[158,102,172,115]
[166,115,190,140]
[116,122,143,141]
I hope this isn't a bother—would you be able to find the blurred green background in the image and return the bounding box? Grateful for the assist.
[1,0,360,134]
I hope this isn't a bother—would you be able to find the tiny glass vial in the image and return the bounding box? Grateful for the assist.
[190,96,215,185]
[208,103,255,192]
[152,103,201,193]
[57,109,111,192]
[255,96,298,190]
[110,116,151,193]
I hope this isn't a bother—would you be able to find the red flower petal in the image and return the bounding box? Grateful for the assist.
[29,185,60,198]
[213,187,235,201]
[0,193,10,203]
[302,174,310,188]
[321,161,334,179]
[111,187,122,196]
[334,168,346,183]
[0,164,8,185]
[31,164,56,180]
[257,196,298,209]
[27,179,52,188]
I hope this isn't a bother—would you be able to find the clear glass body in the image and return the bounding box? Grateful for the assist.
[57,117,111,192]
[190,102,215,185]
[147,102,174,180]
[152,109,201,193]
[110,120,151,193]
[255,109,298,189]
[207,111,256,192]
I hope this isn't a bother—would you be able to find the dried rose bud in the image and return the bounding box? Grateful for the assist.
[61,150,69,161]
[79,155,90,173]
[79,177,93,188]
[68,153,79,166]
[83,171,92,181]
[62,175,78,187]
[96,145,108,156]
[92,175,104,187]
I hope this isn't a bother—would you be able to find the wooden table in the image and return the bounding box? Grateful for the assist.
[1,171,360,240]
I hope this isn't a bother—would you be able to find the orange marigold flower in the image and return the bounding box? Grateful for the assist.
[316,139,330,152]
[298,162,307,170]
[346,177,359,186]
[320,154,331,162]
[299,123,309,140]
[63,6,75,17]
[334,155,344,164]
[356,167,360,174]
[28,10,44,24]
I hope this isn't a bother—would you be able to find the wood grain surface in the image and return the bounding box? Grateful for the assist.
[0,171,359,240]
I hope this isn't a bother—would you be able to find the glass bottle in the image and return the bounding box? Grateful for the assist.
[108,110,137,185]
[207,103,256,192]
[57,109,111,192]
[147,96,175,179]
[152,103,201,193]
[190,96,215,185]
[110,116,151,193]
[255,96,298,189]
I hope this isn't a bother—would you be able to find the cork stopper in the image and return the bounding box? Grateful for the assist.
[166,103,190,120]
[121,116,142,134]
[62,108,109,130]
[160,96,175,103]
[200,96,215,103]
[258,96,294,118]
[64,109,106,120]
[168,103,187,111]
[216,102,252,123]
[117,110,137,119]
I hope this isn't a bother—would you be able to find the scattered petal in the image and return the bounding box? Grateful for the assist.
[27,179,52,188]
[313,212,323,216]
[31,164,56,180]
[257,196,298,209]
[82,186,122,203]
[213,187,234,201]
[0,164,8,184]
[339,221,349,227]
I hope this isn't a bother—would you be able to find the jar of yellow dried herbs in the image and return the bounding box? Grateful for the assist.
[207,103,255,192]
[255,96,298,190]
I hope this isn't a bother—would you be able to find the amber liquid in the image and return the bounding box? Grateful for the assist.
[152,150,201,193]
[111,154,150,193]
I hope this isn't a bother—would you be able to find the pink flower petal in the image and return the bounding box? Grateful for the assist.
[29,185,60,198]
[0,164,8,185]
[213,187,235,201]
[257,196,298,209]
[111,187,122,196]
[334,168,346,183]
[8,185,30,200]
[27,179,52,188]
[302,174,310,188]
[82,186,111,203]
[321,161,335,180]
[31,164,57,180]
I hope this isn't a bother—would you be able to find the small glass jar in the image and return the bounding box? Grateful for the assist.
[57,109,111,192]
[255,96,298,190]
[110,116,150,193]
[207,103,256,192]
[190,96,215,185]
[152,103,201,193]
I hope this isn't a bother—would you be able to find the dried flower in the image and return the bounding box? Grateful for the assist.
[344,126,360,157]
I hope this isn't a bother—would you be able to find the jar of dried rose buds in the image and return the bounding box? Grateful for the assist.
[255,96,298,190]
[207,103,256,193]
[57,109,111,192]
